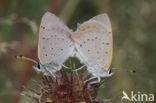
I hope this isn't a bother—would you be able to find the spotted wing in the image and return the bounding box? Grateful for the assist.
[72,13,112,72]
[38,11,74,65]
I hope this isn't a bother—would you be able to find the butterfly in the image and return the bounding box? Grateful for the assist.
[34,12,75,77]
[72,13,113,82]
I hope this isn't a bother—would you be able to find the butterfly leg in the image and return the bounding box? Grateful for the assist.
[98,76,101,82]
[73,65,86,71]
[84,76,102,84]
[62,64,71,69]
[84,76,97,83]
[89,77,101,84]
[44,67,56,79]
[48,72,56,79]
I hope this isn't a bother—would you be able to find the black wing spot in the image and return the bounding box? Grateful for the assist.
[95,37,98,39]
[61,49,63,51]
[87,39,90,41]
[80,44,82,47]
[69,45,72,47]
[42,37,45,39]
[43,47,45,49]
[62,38,64,40]
[106,43,110,45]
[105,52,108,54]
[45,54,47,56]
[41,26,45,29]
[37,63,40,69]
[88,49,90,52]
[51,48,53,49]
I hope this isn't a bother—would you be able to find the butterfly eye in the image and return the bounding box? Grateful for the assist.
[37,63,40,69]
[108,69,112,74]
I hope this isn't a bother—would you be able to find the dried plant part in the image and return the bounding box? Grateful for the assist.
[23,70,103,103]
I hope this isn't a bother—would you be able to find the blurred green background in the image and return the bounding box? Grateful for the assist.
[0,0,156,103]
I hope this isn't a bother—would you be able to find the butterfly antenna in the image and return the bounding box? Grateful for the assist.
[15,55,38,64]
[111,67,136,73]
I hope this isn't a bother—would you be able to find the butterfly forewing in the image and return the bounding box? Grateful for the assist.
[38,12,74,65]
[72,14,113,72]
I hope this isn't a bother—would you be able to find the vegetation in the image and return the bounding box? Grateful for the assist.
[0,0,156,103]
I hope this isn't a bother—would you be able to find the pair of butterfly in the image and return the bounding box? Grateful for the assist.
[18,11,113,82]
